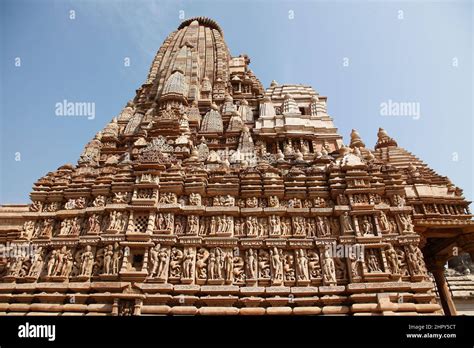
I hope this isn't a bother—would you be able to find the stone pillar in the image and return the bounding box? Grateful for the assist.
[112,299,119,316]
[134,299,143,315]
[431,265,457,316]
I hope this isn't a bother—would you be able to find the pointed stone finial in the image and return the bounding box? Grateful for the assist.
[349,129,366,148]
[375,127,398,149]
[270,80,278,87]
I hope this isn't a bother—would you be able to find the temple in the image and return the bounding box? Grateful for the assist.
[0,17,473,316]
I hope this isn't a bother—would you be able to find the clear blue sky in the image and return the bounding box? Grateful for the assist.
[1,0,472,203]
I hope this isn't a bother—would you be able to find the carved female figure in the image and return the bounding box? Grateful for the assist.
[182,249,195,279]
[341,212,353,232]
[80,246,94,276]
[103,245,114,274]
[157,248,168,279]
[112,244,123,275]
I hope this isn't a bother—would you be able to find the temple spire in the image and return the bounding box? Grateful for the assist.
[375,127,398,149]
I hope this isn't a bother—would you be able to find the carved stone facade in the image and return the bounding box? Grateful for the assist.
[0,17,473,316]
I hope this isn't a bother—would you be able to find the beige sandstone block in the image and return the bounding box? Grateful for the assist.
[266,307,293,315]
[292,306,322,315]
[198,307,239,315]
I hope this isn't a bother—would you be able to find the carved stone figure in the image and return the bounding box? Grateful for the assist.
[169,247,184,278]
[149,244,160,277]
[322,250,336,284]
[187,215,199,235]
[196,248,209,280]
[103,245,114,274]
[189,193,202,206]
[379,211,390,232]
[41,219,54,238]
[111,243,123,275]
[258,250,271,279]
[28,247,44,277]
[270,247,284,282]
[80,246,94,277]
[22,220,35,239]
[182,249,195,279]
[399,214,414,233]
[88,214,101,234]
[296,249,309,281]
[269,215,281,236]
[307,250,321,279]
[93,195,106,207]
[113,192,129,203]
[246,249,258,279]
[341,212,353,232]
[268,196,280,208]
[361,216,373,235]
[30,201,43,212]
[392,194,406,207]
[385,246,399,274]
[316,216,331,237]
[367,250,382,273]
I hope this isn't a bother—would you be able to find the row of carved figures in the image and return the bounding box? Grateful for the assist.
[413,203,470,216]
[30,191,416,213]
[21,210,415,239]
[3,242,428,284]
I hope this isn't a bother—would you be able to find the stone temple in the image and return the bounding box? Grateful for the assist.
[0,17,473,316]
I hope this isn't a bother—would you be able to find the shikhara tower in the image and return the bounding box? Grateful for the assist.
[1,17,473,316]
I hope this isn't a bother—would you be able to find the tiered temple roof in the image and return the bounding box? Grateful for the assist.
[0,17,472,316]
